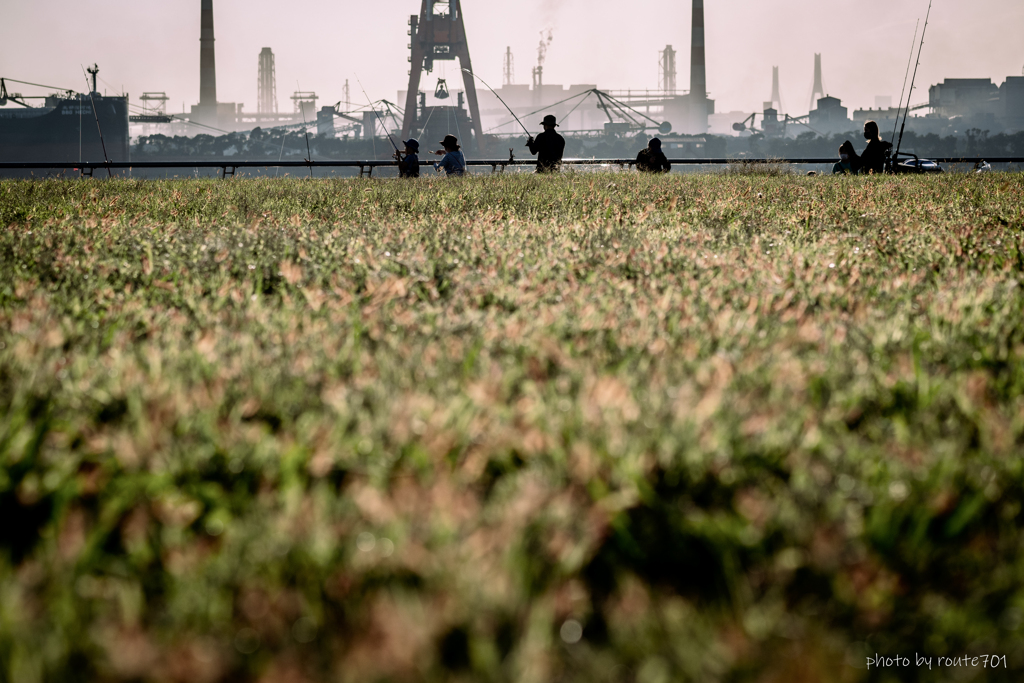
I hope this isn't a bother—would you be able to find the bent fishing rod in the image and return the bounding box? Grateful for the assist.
[894,0,933,165]
[462,68,532,139]
[80,65,112,178]
[891,19,919,146]
[355,76,402,157]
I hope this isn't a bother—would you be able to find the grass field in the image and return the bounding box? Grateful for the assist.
[2,172,1024,682]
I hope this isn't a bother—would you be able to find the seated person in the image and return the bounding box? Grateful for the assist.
[432,135,466,177]
[832,140,859,175]
[395,138,420,178]
[859,121,892,175]
[635,138,671,173]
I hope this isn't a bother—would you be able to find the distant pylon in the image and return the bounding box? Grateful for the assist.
[770,66,781,110]
[503,47,515,86]
[810,53,825,110]
[258,48,277,114]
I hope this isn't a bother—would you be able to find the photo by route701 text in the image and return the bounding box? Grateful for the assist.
[865,653,1007,670]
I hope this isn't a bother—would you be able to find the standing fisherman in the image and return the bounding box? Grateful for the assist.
[526,114,565,173]
[859,121,892,175]
[394,138,421,178]
[635,138,671,173]
[433,135,467,177]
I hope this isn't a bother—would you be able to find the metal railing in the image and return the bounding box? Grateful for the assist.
[1,157,1020,178]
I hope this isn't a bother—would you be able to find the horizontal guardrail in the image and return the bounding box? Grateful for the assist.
[1,157,1020,178]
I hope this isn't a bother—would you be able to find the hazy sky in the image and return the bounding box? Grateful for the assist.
[2,0,1022,117]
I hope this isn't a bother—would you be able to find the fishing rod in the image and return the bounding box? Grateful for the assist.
[894,0,932,167]
[462,68,531,138]
[891,19,919,146]
[81,65,112,178]
[355,76,402,156]
[482,89,591,135]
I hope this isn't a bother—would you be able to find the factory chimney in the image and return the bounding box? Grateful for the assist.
[660,45,677,93]
[771,67,781,109]
[690,0,705,99]
[504,47,515,86]
[689,0,708,132]
[200,0,217,107]
[258,48,277,114]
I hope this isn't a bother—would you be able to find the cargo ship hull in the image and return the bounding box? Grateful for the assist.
[0,94,129,164]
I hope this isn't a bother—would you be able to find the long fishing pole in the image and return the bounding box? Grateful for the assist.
[461,68,531,138]
[481,89,591,135]
[891,19,919,146]
[81,65,112,178]
[894,0,932,166]
[355,76,401,155]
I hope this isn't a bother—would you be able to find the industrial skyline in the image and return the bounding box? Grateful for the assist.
[1,0,1022,120]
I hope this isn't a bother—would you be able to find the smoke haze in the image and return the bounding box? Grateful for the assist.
[537,29,554,68]
[1,0,1021,117]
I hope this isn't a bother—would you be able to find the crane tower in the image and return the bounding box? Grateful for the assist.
[400,0,484,150]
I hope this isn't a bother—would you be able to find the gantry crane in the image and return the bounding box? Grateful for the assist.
[400,0,484,151]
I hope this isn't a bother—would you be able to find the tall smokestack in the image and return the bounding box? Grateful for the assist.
[258,48,277,114]
[771,66,781,110]
[200,0,217,107]
[688,0,708,133]
[690,0,706,100]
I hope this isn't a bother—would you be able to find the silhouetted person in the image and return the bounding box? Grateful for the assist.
[859,121,891,175]
[526,115,565,173]
[433,135,466,177]
[395,138,420,178]
[635,138,671,173]
[832,140,859,175]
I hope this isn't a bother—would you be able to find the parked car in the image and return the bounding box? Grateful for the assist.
[897,157,944,173]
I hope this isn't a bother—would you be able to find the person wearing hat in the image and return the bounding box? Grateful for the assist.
[527,114,565,173]
[433,134,467,177]
[635,138,671,174]
[395,138,421,178]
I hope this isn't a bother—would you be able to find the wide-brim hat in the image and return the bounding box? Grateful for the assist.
[440,134,459,148]
[403,138,420,151]
[540,114,558,127]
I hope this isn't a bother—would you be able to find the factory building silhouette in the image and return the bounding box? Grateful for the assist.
[2,0,1023,166]
[129,0,1024,140]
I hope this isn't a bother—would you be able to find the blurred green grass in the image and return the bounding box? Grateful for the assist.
[1,172,1023,682]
